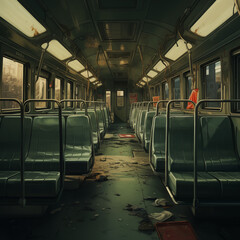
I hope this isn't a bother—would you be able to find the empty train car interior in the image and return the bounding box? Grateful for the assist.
[1,0,240,239]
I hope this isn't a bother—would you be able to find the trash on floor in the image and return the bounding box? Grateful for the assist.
[154,198,169,207]
[138,219,155,232]
[124,204,148,218]
[95,174,108,182]
[148,211,174,222]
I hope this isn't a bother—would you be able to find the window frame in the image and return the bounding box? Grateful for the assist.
[201,59,222,110]
[171,75,181,108]
[35,75,49,109]
[66,80,73,108]
[116,90,124,107]
[1,55,26,110]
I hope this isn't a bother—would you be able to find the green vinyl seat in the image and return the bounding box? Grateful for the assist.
[143,111,155,152]
[167,115,220,200]
[200,116,240,199]
[96,109,105,139]
[150,115,166,171]
[136,110,146,143]
[25,116,64,172]
[6,171,60,198]
[87,111,100,151]
[65,115,94,174]
[0,116,62,199]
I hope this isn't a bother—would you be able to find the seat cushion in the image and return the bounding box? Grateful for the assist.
[200,116,239,171]
[151,153,165,171]
[209,172,240,199]
[169,171,220,200]
[6,171,60,198]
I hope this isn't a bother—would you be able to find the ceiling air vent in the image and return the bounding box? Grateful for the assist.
[98,22,137,41]
[98,0,137,9]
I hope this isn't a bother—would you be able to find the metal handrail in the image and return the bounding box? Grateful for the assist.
[165,100,195,187]
[0,98,24,206]
[24,99,65,196]
[60,99,87,115]
[193,99,240,211]
[156,100,169,115]
[147,101,158,112]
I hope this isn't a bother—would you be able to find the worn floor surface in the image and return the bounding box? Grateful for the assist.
[0,123,240,240]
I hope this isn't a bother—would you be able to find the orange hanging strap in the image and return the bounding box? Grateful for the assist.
[186,88,198,109]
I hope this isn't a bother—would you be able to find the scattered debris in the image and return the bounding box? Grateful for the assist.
[100,158,107,162]
[115,193,121,196]
[144,196,157,201]
[148,211,174,222]
[153,198,169,207]
[94,214,99,217]
[96,174,108,182]
[124,204,148,218]
[50,207,62,215]
[118,218,123,222]
[131,162,138,164]
[138,219,155,232]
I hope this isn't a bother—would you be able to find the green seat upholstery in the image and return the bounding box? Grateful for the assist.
[65,115,94,174]
[200,116,239,171]
[25,116,64,171]
[103,107,109,129]
[0,116,32,171]
[200,116,240,199]
[143,111,155,152]
[96,109,105,139]
[169,172,220,200]
[133,108,140,131]
[136,110,146,143]
[150,115,166,171]
[167,115,221,200]
[0,116,62,199]
[130,108,136,128]
[6,171,60,198]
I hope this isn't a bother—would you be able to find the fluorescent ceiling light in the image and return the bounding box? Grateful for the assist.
[139,81,146,86]
[153,60,168,72]
[81,70,93,78]
[68,60,85,72]
[165,39,192,61]
[147,70,158,78]
[0,0,46,37]
[142,77,148,82]
[93,81,99,85]
[190,0,237,37]
[42,40,72,60]
[90,77,97,82]
[97,83,102,87]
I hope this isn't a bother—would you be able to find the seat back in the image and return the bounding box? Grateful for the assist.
[0,116,32,170]
[151,115,166,155]
[66,115,92,147]
[26,116,64,171]
[144,111,155,142]
[200,116,240,171]
[168,115,204,172]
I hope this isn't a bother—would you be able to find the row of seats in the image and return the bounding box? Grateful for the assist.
[129,101,240,204]
[0,101,111,205]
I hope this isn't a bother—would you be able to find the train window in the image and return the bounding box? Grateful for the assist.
[106,91,111,110]
[162,81,169,100]
[67,81,73,107]
[202,60,221,108]
[172,76,180,107]
[185,73,192,98]
[117,90,124,107]
[155,85,160,96]
[54,78,61,107]
[1,57,24,109]
[35,77,47,108]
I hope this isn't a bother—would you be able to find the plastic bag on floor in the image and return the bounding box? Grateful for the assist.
[148,210,173,222]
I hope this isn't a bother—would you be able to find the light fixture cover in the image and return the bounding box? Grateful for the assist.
[42,40,72,60]
[90,77,97,82]
[190,0,236,37]
[153,60,168,72]
[0,0,46,37]
[147,70,158,78]
[165,39,192,61]
[68,60,85,72]
[81,70,93,78]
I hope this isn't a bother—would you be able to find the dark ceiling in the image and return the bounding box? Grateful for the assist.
[15,0,219,85]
